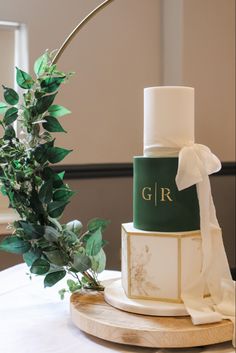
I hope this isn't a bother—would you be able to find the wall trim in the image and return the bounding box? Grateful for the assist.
[53,163,133,179]
[215,162,236,176]
[53,161,236,180]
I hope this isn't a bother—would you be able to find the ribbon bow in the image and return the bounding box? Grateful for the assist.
[176,143,221,191]
[173,143,235,347]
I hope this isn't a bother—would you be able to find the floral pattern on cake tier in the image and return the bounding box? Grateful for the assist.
[122,223,208,302]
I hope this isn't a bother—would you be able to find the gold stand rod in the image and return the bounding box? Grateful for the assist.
[52,0,115,65]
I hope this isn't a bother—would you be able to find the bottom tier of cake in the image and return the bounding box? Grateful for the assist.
[122,223,207,303]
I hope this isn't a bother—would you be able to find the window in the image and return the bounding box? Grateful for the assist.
[0,21,28,228]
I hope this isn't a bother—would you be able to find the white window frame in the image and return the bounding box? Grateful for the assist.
[0,21,28,233]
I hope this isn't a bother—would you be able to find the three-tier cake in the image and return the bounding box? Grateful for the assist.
[122,86,206,304]
[105,86,207,315]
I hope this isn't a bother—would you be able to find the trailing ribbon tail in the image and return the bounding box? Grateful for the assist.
[175,143,235,346]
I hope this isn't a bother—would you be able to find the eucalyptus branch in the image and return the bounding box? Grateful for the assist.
[0,51,110,295]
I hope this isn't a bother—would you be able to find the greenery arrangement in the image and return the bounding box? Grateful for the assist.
[0,51,109,297]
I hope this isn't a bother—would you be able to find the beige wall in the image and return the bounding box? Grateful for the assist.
[0,28,15,87]
[183,0,235,161]
[0,28,15,213]
[163,0,235,161]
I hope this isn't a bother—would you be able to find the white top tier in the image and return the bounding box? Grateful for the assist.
[144,86,195,155]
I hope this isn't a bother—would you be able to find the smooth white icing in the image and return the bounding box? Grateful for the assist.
[144,86,195,155]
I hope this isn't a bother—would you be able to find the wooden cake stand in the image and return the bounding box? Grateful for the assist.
[70,280,233,349]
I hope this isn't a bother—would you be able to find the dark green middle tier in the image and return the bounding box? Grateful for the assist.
[133,156,200,232]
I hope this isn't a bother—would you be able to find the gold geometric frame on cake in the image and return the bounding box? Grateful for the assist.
[122,224,202,303]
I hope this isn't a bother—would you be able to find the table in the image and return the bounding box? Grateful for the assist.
[0,264,234,353]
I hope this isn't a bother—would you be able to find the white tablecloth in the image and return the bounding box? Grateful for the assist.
[0,264,234,353]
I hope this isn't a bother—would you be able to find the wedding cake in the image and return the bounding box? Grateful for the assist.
[121,87,206,303]
[104,86,234,346]
[106,86,233,319]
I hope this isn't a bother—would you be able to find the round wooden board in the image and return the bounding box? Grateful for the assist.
[70,291,233,349]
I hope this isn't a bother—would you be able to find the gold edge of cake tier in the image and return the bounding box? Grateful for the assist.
[178,236,182,299]
[121,225,201,238]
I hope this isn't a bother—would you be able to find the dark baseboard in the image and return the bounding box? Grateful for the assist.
[231,267,236,280]
[53,163,133,179]
[53,161,236,180]
[215,162,236,176]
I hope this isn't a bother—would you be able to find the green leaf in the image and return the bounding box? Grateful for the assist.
[34,52,48,76]
[44,270,66,287]
[90,248,106,273]
[30,258,50,275]
[88,218,110,232]
[62,230,78,245]
[34,140,54,164]
[39,180,53,204]
[2,86,19,105]
[41,166,54,180]
[73,253,91,272]
[34,90,45,99]
[42,116,66,133]
[3,125,16,140]
[53,171,65,188]
[85,228,103,256]
[34,145,48,164]
[47,146,72,164]
[3,107,18,125]
[57,171,65,180]
[48,104,71,118]
[58,288,66,300]
[66,220,83,235]
[41,167,65,187]
[23,248,42,266]
[53,187,74,202]
[0,185,7,196]
[48,64,57,74]
[67,279,81,293]
[16,67,34,89]
[44,226,61,242]
[47,200,69,218]
[18,221,45,239]
[0,102,8,115]
[40,76,65,93]
[81,275,90,285]
[36,93,57,114]
[29,189,45,223]
[0,236,30,254]
[48,217,63,232]
[45,249,68,266]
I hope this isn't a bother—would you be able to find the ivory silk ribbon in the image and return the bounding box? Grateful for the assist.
[175,143,235,346]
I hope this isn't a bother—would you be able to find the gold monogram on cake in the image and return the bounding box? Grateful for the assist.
[141,184,173,203]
